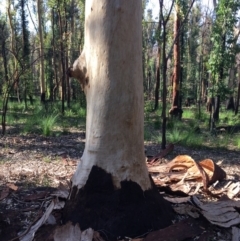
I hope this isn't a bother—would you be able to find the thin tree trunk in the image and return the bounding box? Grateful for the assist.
[2,29,8,84]
[170,3,182,119]
[37,0,46,102]
[154,48,161,110]
[154,8,162,111]
[51,9,58,101]
[58,9,66,114]
[64,6,71,108]
[162,32,167,149]
[7,0,19,100]
[235,67,240,115]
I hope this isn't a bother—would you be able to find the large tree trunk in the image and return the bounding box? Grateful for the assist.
[64,0,173,239]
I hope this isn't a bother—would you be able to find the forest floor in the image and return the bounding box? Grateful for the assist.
[0,126,240,240]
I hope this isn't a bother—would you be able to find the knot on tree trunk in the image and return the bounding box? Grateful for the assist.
[67,50,88,92]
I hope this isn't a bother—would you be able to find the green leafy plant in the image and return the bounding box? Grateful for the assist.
[233,135,240,149]
[144,128,154,141]
[78,107,86,118]
[40,113,59,136]
[182,109,194,119]
[166,127,203,148]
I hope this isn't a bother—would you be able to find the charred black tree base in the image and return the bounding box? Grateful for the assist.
[169,106,183,119]
[226,96,235,111]
[63,166,174,240]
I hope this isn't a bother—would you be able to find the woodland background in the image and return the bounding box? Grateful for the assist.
[0,0,240,149]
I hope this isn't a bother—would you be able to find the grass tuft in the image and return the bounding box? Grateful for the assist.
[40,113,59,136]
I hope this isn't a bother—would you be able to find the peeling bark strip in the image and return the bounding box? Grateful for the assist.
[148,155,226,195]
[192,196,240,228]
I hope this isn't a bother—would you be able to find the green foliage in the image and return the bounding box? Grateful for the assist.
[22,105,58,136]
[193,109,209,122]
[40,113,59,136]
[166,127,203,148]
[219,112,240,126]
[207,0,240,96]
[233,135,240,149]
[77,107,86,119]
[154,120,161,129]
[144,129,153,141]
[182,109,194,119]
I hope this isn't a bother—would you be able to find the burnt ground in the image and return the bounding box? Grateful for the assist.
[0,127,240,240]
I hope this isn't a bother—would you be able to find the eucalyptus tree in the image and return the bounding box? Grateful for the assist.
[207,0,240,129]
[142,8,157,100]
[235,53,240,114]
[158,0,175,149]
[185,4,201,103]
[226,26,240,111]
[64,1,173,239]
[198,5,212,105]
[7,0,20,100]
[170,0,195,118]
[154,6,161,111]
[18,0,31,107]
[170,0,182,118]
[0,18,9,87]
[49,7,60,100]
[158,0,195,148]
[37,0,46,102]
[47,0,84,109]
[0,16,10,135]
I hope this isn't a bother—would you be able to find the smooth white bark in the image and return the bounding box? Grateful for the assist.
[71,0,151,191]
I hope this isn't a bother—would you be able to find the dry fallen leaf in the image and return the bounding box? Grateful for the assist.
[62,159,68,166]
[7,183,18,191]
[148,155,226,195]
[192,195,240,228]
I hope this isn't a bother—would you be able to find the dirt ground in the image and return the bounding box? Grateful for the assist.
[0,128,240,240]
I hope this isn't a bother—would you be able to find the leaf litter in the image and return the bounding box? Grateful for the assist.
[0,132,240,240]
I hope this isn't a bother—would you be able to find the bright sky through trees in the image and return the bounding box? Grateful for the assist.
[147,0,214,20]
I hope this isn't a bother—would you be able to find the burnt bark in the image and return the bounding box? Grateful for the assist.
[226,96,235,111]
[63,166,174,240]
[170,4,182,119]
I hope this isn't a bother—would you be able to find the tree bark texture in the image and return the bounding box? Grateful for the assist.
[170,4,182,119]
[65,0,173,239]
[235,67,240,115]
[37,0,46,103]
[154,47,160,110]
